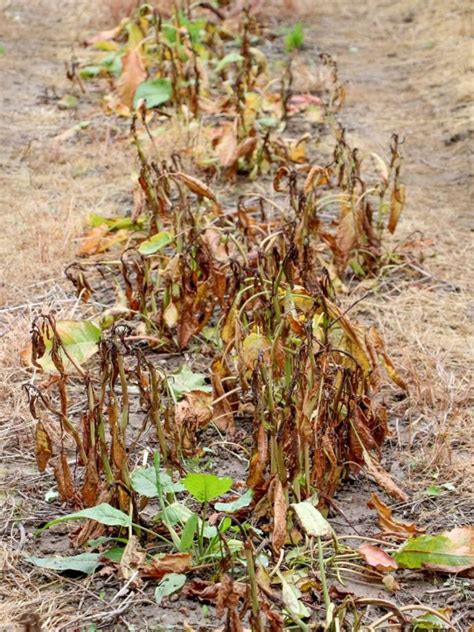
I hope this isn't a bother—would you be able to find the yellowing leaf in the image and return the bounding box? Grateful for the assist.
[393,527,474,573]
[36,320,102,374]
[242,333,271,369]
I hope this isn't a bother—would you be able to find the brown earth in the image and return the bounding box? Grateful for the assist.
[0,0,472,629]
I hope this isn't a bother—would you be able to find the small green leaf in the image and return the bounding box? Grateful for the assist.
[42,503,131,531]
[155,573,187,605]
[102,546,125,563]
[131,467,184,497]
[424,485,443,497]
[79,65,101,79]
[182,473,232,503]
[88,213,141,231]
[413,611,450,630]
[214,489,253,513]
[215,52,243,73]
[133,78,172,109]
[284,23,304,52]
[291,501,334,538]
[137,230,173,255]
[58,94,78,109]
[168,365,211,399]
[179,514,199,552]
[26,553,99,575]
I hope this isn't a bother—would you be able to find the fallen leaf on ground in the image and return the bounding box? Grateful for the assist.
[358,543,398,572]
[393,527,474,573]
[141,552,192,579]
[368,493,422,537]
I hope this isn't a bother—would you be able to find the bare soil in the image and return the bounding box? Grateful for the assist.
[0,0,472,630]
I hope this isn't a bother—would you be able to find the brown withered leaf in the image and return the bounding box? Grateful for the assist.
[79,226,130,257]
[183,578,247,603]
[368,493,422,537]
[216,125,238,168]
[363,452,408,502]
[35,421,53,472]
[141,552,192,579]
[272,479,288,554]
[304,165,330,195]
[216,574,244,623]
[368,327,407,390]
[388,183,406,234]
[117,49,146,109]
[177,281,215,348]
[247,423,268,490]
[82,449,100,507]
[120,535,146,582]
[173,172,221,213]
[358,543,398,572]
[54,453,75,502]
[176,390,213,429]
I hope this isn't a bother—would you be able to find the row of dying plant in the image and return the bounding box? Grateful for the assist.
[23,2,424,629]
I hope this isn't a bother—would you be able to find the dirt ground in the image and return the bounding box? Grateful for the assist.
[0,0,472,629]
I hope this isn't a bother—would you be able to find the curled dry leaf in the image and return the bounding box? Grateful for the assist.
[368,493,421,538]
[358,543,398,572]
[363,451,408,502]
[120,535,146,582]
[272,479,288,554]
[141,552,193,579]
[35,421,53,472]
[54,454,75,502]
[173,172,221,213]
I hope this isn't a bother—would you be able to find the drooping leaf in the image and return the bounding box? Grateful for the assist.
[35,422,53,472]
[42,503,131,531]
[214,489,253,513]
[118,49,147,108]
[241,333,271,369]
[279,572,310,619]
[155,573,187,605]
[182,473,233,503]
[137,230,173,255]
[291,501,334,538]
[120,534,146,580]
[272,479,288,554]
[131,467,184,498]
[358,544,398,572]
[179,514,199,552]
[393,527,474,573]
[35,320,102,374]
[133,78,173,109]
[168,365,211,400]
[215,52,244,73]
[26,553,100,575]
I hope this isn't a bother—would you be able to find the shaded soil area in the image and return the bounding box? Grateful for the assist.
[1,0,472,630]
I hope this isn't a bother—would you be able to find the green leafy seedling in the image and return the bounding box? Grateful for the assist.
[284,23,304,52]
